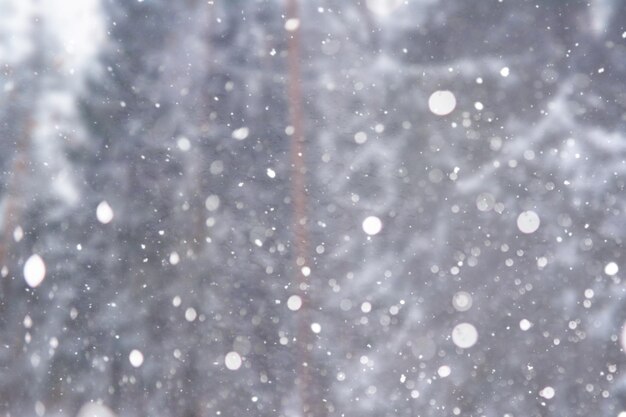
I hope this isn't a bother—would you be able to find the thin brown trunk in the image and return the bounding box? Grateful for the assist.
[285,1,324,416]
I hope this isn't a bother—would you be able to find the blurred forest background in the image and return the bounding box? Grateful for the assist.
[1,0,626,416]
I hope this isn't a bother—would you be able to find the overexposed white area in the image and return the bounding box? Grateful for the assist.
[605,262,619,276]
[284,18,300,32]
[311,322,321,333]
[517,210,540,234]
[128,349,144,367]
[232,127,249,140]
[539,386,555,400]
[0,0,35,64]
[428,90,456,116]
[96,201,114,224]
[437,365,451,378]
[39,0,105,81]
[519,319,532,331]
[23,253,46,288]
[287,294,303,311]
[1,0,106,208]
[362,216,382,235]
[0,0,105,92]
[451,322,478,349]
[225,351,242,370]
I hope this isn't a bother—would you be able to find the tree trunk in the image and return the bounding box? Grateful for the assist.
[284,1,325,416]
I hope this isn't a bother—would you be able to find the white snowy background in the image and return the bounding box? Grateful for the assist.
[0,0,625,416]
